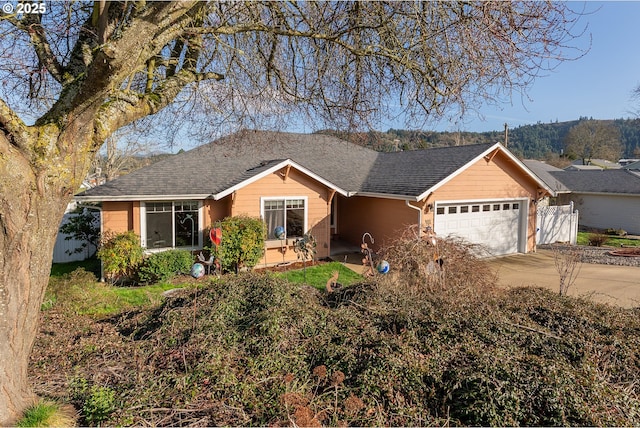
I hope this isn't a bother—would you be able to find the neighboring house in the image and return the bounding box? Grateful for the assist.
[624,160,640,171]
[75,130,553,263]
[564,164,603,171]
[522,160,571,203]
[569,158,621,170]
[550,169,640,235]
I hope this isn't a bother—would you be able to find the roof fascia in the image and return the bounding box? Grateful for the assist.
[415,143,556,200]
[74,194,213,202]
[351,191,420,202]
[212,159,349,200]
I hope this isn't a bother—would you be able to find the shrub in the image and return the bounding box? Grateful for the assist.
[97,231,144,284]
[137,249,194,284]
[587,232,609,247]
[211,215,266,273]
[59,208,100,258]
[606,228,627,236]
[70,377,117,426]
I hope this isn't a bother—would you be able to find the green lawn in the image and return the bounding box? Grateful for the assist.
[46,259,361,317]
[50,257,101,278]
[576,231,640,247]
[274,261,362,290]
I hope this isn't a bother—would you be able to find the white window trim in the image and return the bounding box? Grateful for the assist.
[140,200,204,252]
[260,196,308,241]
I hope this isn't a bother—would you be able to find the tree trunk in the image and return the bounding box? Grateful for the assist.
[0,135,73,425]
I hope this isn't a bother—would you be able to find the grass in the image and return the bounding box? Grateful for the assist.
[577,231,640,247]
[16,400,77,427]
[50,257,101,278]
[273,261,363,290]
[46,268,193,317]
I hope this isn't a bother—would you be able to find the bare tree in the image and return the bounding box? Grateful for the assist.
[564,120,623,165]
[93,127,168,182]
[550,244,583,296]
[0,1,587,423]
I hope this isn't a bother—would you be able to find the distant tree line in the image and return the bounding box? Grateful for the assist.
[325,118,640,161]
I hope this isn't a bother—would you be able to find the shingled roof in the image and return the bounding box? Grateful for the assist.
[522,160,571,194]
[76,130,530,201]
[549,169,640,195]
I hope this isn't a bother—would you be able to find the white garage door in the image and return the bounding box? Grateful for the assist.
[434,201,524,256]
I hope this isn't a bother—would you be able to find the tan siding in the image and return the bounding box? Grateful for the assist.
[205,197,232,225]
[338,196,419,251]
[435,155,536,201]
[102,202,133,233]
[433,153,539,252]
[232,168,332,264]
[132,202,140,236]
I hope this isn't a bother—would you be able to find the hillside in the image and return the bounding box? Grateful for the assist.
[322,118,640,160]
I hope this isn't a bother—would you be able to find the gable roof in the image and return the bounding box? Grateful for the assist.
[77,131,377,201]
[549,169,640,195]
[523,160,571,194]
[77,130,548,202]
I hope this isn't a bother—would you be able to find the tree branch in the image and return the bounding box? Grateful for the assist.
[21,14,65,84]
[0,98,33,151]
[93,69,223,147]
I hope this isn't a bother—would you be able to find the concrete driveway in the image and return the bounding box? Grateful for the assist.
[486,249,640,308]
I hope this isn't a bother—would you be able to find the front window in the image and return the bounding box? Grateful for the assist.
[144,201,200,248]
[263,197,306,240]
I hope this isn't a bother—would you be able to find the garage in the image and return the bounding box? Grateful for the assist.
[434,200,526,256]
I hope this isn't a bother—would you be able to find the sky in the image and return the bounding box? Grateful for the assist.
[379,1,640,134]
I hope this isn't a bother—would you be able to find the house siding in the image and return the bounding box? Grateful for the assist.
[102,201,134,233]
[431,154,539,252]
[335,153,542,254]
[559,193,640,235]
[232,168,332,265]
[205,196,232,225]
[338,196,419,251]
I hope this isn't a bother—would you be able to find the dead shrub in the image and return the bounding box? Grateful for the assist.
[587,232,609,247]
[378,226,497,296]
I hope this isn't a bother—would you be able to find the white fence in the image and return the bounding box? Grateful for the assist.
[536,203,579,245]
[52,212,99,263]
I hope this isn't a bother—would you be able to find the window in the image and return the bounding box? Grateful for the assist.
[512,203,520,210]
[472,205,480,212]
[144,201,200,249]
[493,204,501,211]
[503,203,511,210]
[436,207,445,215]
[483,205,491,212]
[460,206,469,213]
[448,206,457,214]
[263,197,306,239]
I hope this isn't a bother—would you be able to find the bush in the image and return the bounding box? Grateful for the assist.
[70,378,117,426]
[137,249,194,284]
[97,231,144,284]
[587,232,609,247]
[606,228,627,236]
[210,215,266,273]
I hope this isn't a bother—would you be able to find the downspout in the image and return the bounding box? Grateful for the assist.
[405,200,423,238]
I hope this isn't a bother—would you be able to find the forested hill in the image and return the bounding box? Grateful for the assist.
[322,118,640,160]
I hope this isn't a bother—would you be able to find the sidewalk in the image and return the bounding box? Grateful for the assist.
[486,249,640,308]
